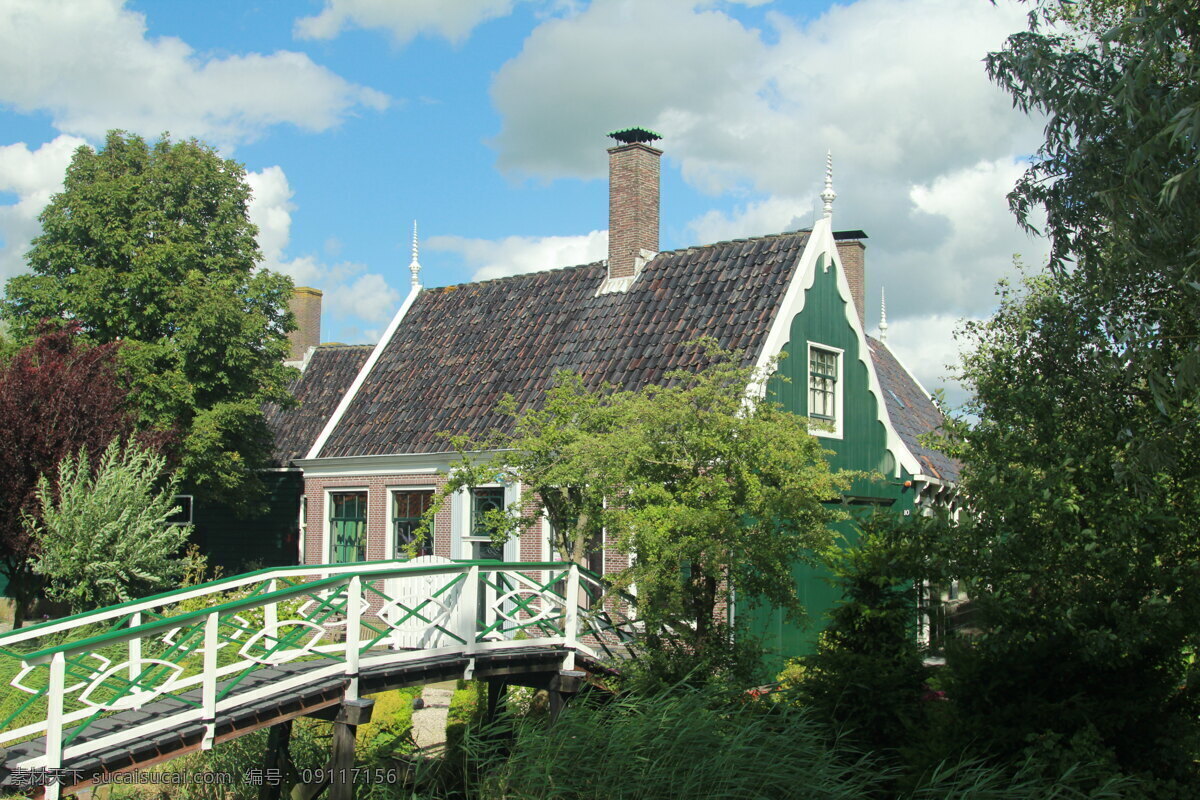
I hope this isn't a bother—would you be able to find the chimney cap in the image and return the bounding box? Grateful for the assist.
[608,127,662,145]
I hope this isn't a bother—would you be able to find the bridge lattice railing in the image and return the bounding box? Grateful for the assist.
[0,559,635,785]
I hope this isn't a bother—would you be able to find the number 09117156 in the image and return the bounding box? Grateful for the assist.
[298,768,399,785]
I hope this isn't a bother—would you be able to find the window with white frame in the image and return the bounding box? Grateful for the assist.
[467,487,506,561]
[807,344,843,435]
[393,489,434,558]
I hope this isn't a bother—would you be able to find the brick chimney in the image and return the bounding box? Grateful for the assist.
[288,286,322,361]
[834,232,868,329]
[607,128,662,281]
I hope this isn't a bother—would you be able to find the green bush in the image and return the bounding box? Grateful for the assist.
[796,521,931,755]
[26,439,199,613]
[358,687,421,764]
[444,680,487,759]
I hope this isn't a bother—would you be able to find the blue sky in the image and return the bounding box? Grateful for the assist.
[0,0,1047,406]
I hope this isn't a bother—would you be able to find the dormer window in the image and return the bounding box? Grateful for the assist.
[808,344,843,438]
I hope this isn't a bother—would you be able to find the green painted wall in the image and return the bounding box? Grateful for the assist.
[739,253,917,673]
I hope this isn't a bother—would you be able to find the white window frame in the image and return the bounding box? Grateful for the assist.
[324,487,369,564]
[807,342,844,440]
[389,485,437,559]
[455,483,520,562]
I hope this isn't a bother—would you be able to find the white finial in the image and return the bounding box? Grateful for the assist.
[820,150,836,219]
[409,220,421,288]
[879,287,889,343]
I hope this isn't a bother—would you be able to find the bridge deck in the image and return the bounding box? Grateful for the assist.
[0,559,638,798]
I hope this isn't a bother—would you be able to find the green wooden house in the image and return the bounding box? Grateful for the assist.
[266,130,960,667]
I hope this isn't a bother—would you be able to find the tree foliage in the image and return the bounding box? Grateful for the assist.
[0,324,144,622]
[26,439,198,613]
[427,342,848,680]
[923,2,1200,788]
[1,130,296,511]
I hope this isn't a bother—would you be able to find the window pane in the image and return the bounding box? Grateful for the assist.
[471,487,506,537]
[394,489,434,558]
[808,346,838,421]
[330,491,367,563]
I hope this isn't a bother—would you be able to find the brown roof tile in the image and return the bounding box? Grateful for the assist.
[265,344,373,465]
[867,336,961,483]
[319,231,811,457]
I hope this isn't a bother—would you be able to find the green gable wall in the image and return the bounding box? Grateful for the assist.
[739,252,917,673]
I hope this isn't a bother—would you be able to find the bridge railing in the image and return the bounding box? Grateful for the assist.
[0,559,635,785]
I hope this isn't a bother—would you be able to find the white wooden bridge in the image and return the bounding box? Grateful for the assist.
[0,558,636,798]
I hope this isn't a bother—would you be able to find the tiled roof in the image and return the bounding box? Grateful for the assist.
[319,231,811,458]
[867,336,961,483]
[265,344,373,465]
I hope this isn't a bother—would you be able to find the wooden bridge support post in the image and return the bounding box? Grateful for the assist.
[330,698,373,800]
[548,670,586,726]
[485,678,508,726]
[259,720,292,800]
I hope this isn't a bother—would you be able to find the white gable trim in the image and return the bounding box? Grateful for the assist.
[751,218,922,480]
[306,282,423,460]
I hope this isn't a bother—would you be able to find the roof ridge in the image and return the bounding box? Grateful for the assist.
[425,260,604,292]
[421,229,813,292]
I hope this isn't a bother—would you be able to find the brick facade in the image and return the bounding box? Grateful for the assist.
[607,142,662,279]
[836,240,866,328]
[288,287,323,361]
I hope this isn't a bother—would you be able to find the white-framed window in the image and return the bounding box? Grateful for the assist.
[807,343,844,439]
[391,487,435,559]
[464,486,507,561]
[327,488,368,563]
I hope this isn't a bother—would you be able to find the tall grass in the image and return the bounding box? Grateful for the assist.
[459,687,884,800]
[443,686,1141,800]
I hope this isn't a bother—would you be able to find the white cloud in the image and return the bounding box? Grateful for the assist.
[0,0,387,148]
[326,273,403,332]
[883,312,979,410]
[688,196,810,243]
[429,230,608,281]
[243,165,402,343]
[487,0,1051,395]
[295,0,522,45]
[0,135,89,282]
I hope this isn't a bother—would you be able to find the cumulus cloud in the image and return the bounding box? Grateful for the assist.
[0,136,89,282]
[883,312,980,410]
[0,0,388,148]
[244,166,402,344]
[487,0,1048,392]
[295,0,523,45]
[428,230,608,282]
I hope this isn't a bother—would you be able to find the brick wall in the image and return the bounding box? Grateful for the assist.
[608,142,662,279]
[302,473,549,565]
[836,240,866,329]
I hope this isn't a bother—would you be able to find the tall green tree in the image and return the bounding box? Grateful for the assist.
[921,1,1200,787]
[1,131,296,511]
[430,343,848,681]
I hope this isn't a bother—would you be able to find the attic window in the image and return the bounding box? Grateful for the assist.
[807,343,844,439]
[809,347,838,419]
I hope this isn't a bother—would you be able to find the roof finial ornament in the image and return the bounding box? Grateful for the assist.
[409,220,421,289]
[879,287,889,343]
[820,150,836,219]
